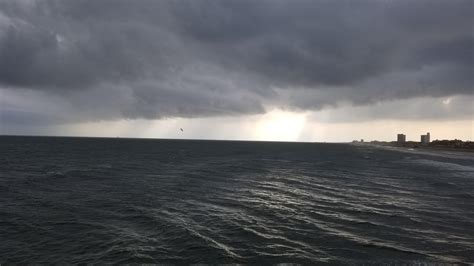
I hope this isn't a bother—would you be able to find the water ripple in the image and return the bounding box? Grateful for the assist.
[1,137,473,264]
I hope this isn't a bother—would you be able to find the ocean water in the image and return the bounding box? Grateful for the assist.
[1,136,473,264]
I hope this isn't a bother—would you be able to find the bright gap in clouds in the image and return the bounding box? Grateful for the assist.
[53,109,473,142]
[2,89,472,142]
[254,110,306,141]
[61,109,308,142]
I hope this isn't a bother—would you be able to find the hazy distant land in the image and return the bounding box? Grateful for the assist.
[355,139,474,154]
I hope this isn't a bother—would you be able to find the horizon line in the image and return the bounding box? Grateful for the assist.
[1,134,472,143]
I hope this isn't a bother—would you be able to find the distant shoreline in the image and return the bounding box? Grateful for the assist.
[392,143,473,153]
[355,141,474,154]
[1,135,473,150]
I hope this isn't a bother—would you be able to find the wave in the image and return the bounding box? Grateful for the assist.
[1,138,474,264]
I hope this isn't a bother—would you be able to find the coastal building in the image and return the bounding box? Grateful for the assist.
[397,134,406,143]
[421,132,430,144]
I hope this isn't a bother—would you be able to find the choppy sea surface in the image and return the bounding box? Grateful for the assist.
[1,136,474,264]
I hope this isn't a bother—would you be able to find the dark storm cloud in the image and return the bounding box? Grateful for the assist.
[0,0,472,123]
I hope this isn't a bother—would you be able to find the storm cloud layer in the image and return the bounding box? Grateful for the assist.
[0,0,473,123]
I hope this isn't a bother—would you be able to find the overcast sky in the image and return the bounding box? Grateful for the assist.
[0,0,473,141]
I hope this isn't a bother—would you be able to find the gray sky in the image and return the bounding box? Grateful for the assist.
[0,0,473,141]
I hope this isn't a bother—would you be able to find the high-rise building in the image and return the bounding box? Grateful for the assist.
[397,134,406,143]
[421,132,430,144]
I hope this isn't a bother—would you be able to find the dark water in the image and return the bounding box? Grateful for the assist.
[1,136,474,264]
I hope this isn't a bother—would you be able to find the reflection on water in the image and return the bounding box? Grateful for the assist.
[1,136,473,264]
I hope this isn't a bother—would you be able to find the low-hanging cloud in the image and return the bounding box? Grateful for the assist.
[0,0,473,124]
